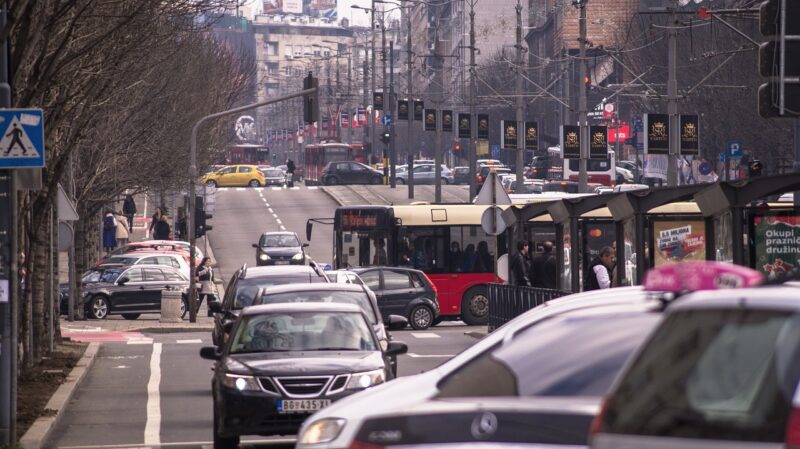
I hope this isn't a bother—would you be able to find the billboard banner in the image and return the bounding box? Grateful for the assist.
[644,113,669,154]
[413,100,424,121]
[442,110,453,132]
[424,109,436,131]
[264,0,337,19]
[525,121,538,151]
[397,100,409,120]
[458,113,471,138]
[477,114,489,140]
[680,114,699,155]
[561,125,580,159]
[589,125,608,159]
[653,219,706,266]
[501,120,517,149]
[752,212,800,279]
[373,92,384,111]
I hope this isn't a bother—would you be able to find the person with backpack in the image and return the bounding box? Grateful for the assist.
[102,211,118,254]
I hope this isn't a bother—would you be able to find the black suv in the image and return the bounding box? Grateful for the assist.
[210,264,328,346]
[252,231,308,266]
[321,161,384,186]
[351,267,440,330]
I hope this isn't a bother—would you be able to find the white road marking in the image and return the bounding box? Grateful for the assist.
[276,219,282,224]
[406,353,454,358]
[280,225,287,231]
[268,208,274,213]
[308,186,318,190]
[410,332,440,339]
[271,187,281,190]
[218,187,229,191]
[265,203,270,207]
[290,187,300,190]
[58,438,297,449]
[272,213,278,218]
[144,342,162,446]
[127,337,154,345]
[236,188,245,191]
[176,339,202,344]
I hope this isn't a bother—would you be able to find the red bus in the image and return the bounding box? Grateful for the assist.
[331,205,508,325]
[223,144,271,164]
[303,142,367,185]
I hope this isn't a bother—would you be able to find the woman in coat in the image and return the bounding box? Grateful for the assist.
[196,257,215,317]
[102,212,117,254]
[114,213,130,247]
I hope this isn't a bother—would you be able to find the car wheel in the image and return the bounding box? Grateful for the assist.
[409,305,434,330]
[325,176,339,186]
[396,178,406,185]
[89,295,109,320]
[371,176,383,185]
[180,297,188,319]
[248,179,260,187]
[214,407,239,449]
[461,286,489,325]
[122,313,140,320]
[205,180,217,188]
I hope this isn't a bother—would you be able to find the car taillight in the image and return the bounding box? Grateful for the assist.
[422,272,438,299]
[477,175,484,182]
[589,399,609,437]
[787,406,800,448]
[349,441,384,449]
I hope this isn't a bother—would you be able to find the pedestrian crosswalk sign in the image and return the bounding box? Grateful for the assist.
[0,109,45,168]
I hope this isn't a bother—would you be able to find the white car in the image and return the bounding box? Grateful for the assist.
[296,287,649,448]
[104,252,191,279]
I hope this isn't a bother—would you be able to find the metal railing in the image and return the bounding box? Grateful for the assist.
[487,284,570,332]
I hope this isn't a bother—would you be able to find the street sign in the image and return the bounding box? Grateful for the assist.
[474,172,511,206]
[727,141,742,158]
[381,114,392,126]
[481,206,506,236]
[0,109,45,168]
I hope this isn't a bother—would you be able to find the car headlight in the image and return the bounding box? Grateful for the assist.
[299,418,347,445]
[346,369,385,390]
[292,253,303,260]
[259,253,270,261]
[222,373,261,391]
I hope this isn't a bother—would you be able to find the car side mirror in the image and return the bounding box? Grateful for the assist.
[302,243,310,248]
[117,276,130,285]
[385,341,408,356]
[386,314,408,330]
[222,320,235,334]
[252,243,259,248]
[208,300,222,314]
[199,346,220,360]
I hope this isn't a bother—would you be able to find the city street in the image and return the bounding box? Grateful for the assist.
[45,185,483,449]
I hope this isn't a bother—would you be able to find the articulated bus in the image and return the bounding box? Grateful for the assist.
[332,205,509,325]
[531,147,616,186]
[303,142,367,185]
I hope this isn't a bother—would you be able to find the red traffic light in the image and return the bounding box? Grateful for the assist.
[454,144,461,152]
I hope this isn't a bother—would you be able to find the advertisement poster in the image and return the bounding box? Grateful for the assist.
[752,213,800,279]
[653,220,706,266]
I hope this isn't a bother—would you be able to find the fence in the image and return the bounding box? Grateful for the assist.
[487,283,570,332]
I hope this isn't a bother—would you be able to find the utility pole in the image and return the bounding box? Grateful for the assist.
[364,55,369,147]
[667,16,679,186]
[434,26,443,203]
[347,52,353,143]
[406,2,415,199]
[577,0,588,193]
[390,40,397,188]
[468,0,478,199]
[514,0,525,192]
[381,8,390,185]
[371,0,377,162]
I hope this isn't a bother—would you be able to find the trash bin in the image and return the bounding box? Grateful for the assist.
[160,289,184,323]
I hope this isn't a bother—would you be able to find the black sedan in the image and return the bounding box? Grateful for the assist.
[321,161,384,186]
[252,231,308,266]
[77,265,189,320]
[201,302,408,448]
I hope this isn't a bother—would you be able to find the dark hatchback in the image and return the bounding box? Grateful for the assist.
[75,265,189,320]
[321,161,384,186]
[252,231,308,266]
[351,267,440,330]
[201,302,408,448]
[210,264,329,347]
[453,166,470,185]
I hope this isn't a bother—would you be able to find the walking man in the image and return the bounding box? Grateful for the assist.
[585,246,614,291]
[510,241,531,287]
[286,159,296,188]
[531,241,557,289]
[5,123,27,155]
[122,194,137,232]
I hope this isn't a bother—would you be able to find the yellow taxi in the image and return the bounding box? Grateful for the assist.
[202,165,266,187]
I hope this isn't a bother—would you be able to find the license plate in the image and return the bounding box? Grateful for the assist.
[277,399,331,414]
[274,260,290,265]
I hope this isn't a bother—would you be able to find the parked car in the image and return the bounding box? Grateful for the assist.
[350,267,440,330]
[104,251,191,279]
[396,164,454,185]
[591,264,800,449]
[476,159,503,168]
[326,270,364,285]
[616,166,634,184]
[453,166,470,184]
[476,165,511,184]
[259,167,287,186]
[95,240,203,267]
[297,287,658,449]
[209,264,329,347]
[78,265,189,320]
[59,264,125,315]
[202,164,265,188]
[252,231,308,266]
[201,302,409,448]
[321,161,384,185]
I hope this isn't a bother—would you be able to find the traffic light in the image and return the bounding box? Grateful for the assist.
[381,130,391,144]
[758,0,800,118]
[195,196,213,238]
[303,72,318,124]
[454,143,462,153]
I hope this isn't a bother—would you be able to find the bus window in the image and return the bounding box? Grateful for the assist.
[449,226,497,274]
[397,228,448,273]
[340,232,389,268]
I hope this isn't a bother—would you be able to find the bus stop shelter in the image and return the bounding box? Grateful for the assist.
[694,173,800,267]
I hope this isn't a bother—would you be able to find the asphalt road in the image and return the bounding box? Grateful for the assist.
[47,185,483,449]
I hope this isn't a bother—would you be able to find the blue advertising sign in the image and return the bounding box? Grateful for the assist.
[0,109,45,168]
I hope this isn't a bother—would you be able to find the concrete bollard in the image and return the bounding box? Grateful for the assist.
[160,289,184,323]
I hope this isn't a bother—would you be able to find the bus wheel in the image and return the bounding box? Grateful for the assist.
[461,286,489,325]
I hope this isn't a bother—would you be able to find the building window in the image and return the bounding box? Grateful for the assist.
[323,50,331,57]
[266,63,279,76]
[285,66,292,75]
[266,84,279,96]
[285,45,293,58]
[265,41,278,56]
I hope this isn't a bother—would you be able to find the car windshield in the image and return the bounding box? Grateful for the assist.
[252,290,377,324]
[233,274,326,309]
[93,268,123,283]
[264,169,283,177]
[229,311,377,353]
[261,234,299,247]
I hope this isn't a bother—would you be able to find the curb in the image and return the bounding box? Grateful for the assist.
[320,186,345,207]
[20,342,100,449]
[138,325,214,333]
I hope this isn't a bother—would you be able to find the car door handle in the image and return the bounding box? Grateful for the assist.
[139,286,146,290]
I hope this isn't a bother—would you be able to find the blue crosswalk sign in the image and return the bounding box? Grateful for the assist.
[0,109,45,168]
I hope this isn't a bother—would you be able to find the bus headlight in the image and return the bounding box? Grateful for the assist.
[299,418,347,444]
[346,369,385,390]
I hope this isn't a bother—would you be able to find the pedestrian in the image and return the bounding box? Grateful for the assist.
[531,240,557,289]
[102,211,117,254]
[585,246,615,291]
[149,206,163,239]
[153,214,171,240]
[510,241,531,286]
[196,257,215,317]
[448,241,463,272]
[114,212,130,247]
[286,159,296,188]
[474,241,492,273]
[372,239,388,265]
[122,194,137,232]
[176,208,187,241]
